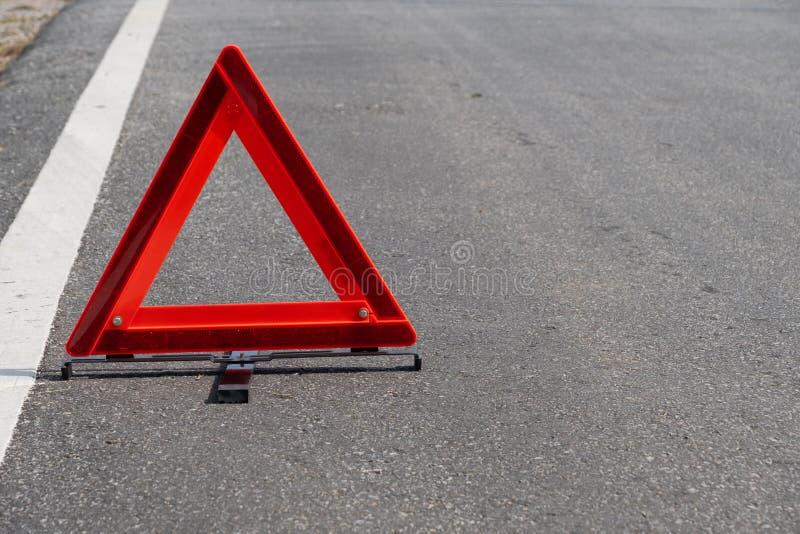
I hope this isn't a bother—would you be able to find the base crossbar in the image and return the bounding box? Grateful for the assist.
[60,347,421,403]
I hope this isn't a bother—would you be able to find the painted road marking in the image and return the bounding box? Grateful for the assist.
[0,0,169,463]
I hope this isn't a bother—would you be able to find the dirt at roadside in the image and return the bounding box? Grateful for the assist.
[0,0,67,73]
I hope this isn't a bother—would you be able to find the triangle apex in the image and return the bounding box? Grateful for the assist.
[220,44,244,59]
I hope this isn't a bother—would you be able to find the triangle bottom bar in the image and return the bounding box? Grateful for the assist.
[90,321,416,355]
[130,301,371,328]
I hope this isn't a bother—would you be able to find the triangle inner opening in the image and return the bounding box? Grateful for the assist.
[144,132,336,306]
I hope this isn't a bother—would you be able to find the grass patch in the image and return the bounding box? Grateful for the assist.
[0,1,67,73]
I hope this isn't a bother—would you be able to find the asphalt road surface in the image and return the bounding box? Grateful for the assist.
[2,0,799,531]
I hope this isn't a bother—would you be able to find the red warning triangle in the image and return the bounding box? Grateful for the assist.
[66,45,416,356]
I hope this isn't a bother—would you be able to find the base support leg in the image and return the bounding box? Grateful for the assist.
[216,363,254,403]
[61,362,73,380]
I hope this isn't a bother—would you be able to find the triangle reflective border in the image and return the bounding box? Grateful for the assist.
[67,45,416,356]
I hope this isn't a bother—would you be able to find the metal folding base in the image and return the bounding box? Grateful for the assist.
[60,348,421,403]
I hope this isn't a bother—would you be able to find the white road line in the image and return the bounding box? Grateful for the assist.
[0,0,169,464]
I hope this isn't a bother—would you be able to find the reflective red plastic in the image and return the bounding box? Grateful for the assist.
[66,45,416,356]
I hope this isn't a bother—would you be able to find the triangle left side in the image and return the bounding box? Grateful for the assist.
[66,65,234,356]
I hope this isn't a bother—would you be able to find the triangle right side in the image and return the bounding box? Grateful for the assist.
[216,45,415,338]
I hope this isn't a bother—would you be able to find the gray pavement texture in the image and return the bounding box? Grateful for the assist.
[1,0,800,531]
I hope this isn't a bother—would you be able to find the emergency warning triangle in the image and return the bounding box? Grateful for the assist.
[66,45,416,356]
